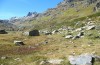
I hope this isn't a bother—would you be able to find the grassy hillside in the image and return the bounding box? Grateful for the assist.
[19,2,98,31]
[0,0,100,65]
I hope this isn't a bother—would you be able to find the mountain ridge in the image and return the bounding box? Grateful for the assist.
[1,0,100,30]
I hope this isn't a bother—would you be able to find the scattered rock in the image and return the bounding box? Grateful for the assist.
[77,32,84,37]
[72,32,84,40]
[47,59,63,64]
[40,60,48,65]
[75,28,83,32]
[14,41,25,46]
[14,58,22,61]
[86,25,95,30]
[1,56,7,60]
[45,32,52,35]
[72,36,80,40]
[52,30,59,34]
[42,40,48,44]
[65,35,73,39]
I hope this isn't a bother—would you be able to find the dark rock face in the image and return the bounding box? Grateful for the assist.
[0,30,7,34]
[0,19,17,31]
[27,12,38,17]
[27,12,33,16]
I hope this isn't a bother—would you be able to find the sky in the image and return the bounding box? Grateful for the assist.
[0,0,63,19]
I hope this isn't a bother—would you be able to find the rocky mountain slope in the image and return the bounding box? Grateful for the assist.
[8,0,100,31]
[0,20,17,31]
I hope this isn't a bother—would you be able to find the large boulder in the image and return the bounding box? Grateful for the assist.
[68,53,93,65]
[24,30,40,36]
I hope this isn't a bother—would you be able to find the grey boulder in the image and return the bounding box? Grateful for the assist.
[68,53,93,65]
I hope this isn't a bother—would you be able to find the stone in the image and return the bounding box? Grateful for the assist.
[40,61,45,65]
[72,36,80,40]
[1,56,7,60]
[14,58,22,61]
[14,41,25,46]
[40,61,48,65]
[44,32,52,35]
[47,59,63,64]
[86,25,95,30]
[65,35,73,39]
[77,32,84,37]
[75,28,83,32]
[68,53,93,65]
[52,30,59,34]
[72,32,84,40]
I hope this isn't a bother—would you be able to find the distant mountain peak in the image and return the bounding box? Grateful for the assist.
[27,12,38,17]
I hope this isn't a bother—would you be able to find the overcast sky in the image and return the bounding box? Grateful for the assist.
[0,0,63,19]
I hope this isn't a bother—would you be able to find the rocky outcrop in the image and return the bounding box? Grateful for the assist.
[27,12,39,17]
